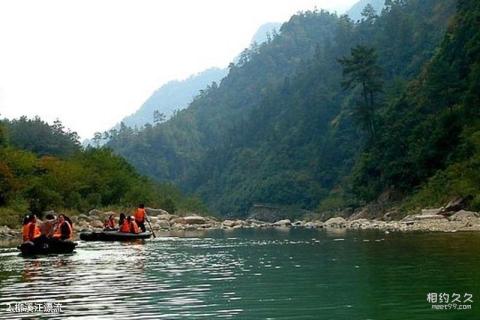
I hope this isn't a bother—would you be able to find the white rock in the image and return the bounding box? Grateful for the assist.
[304,221,323,229]
[156,220,170,229]
[274,219,292,227]
[90,220,104,228]
[146,208,171,217]
[421,208,443,216]
[183,216,207,225]
[324,217,347,228]
[293,221,305,227]
[88,209,104,216]
[77,214,89,221]
[222,220,237,227]
[414,214,446,221]
[450,210,479,221]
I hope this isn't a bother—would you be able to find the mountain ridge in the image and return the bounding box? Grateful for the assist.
[107,0,461,217]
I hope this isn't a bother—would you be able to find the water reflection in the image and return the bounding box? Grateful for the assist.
[21,259,41,282]
[0,230,479,319]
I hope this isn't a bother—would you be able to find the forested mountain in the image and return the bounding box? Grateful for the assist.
[106,0,475,218]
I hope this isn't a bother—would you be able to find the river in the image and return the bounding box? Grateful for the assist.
[0,229,479,319]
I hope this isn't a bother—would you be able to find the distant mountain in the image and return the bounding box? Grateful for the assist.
[120,68,227,129]
[118,23,282,131]
[250,22,282,44]
[347,0,385,21]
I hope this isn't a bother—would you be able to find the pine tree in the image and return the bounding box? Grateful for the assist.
[338,45,383,140]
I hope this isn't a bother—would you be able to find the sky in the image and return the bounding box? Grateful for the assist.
[0,0,357,139]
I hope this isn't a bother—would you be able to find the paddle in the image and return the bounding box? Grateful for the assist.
[145,213,156,238]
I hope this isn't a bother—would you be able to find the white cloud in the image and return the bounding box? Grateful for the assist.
[0,0,356,138]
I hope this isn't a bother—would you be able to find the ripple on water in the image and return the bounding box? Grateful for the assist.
[0,230,479,319]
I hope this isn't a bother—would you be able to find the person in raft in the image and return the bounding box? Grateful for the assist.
[38,213,56,241]
[120,215,140,234]
[119,213,126,228]
[52,214,73,240]
[134,204,147,233]
[22,214,41,242]
[103,214,116,230]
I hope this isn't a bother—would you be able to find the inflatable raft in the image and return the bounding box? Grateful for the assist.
[80,230,152,241]
[18,239,77,256]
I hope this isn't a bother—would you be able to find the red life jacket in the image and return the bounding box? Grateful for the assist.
[120,220,130,233]
[22,222,41,241]
[134,208,145,223]
[130,220,140,234]
[53,221,72,240]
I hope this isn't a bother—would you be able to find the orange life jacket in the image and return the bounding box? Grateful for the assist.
[22,224,29,242]
[53,221,72,240]
[104,218,115,229]
[130,220,140,234]
[119,220,130,233]
[134,208,145,223]
[22,222,41,241]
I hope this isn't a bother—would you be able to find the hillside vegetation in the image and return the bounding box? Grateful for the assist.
[0,117,206,227]
[106,0,479,219]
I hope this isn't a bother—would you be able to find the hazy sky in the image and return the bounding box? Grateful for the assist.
[0,0,357,139]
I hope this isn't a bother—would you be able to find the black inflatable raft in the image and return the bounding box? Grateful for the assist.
[18,239,77,256]
[80,230,152,242]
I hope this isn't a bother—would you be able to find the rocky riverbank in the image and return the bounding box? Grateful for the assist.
[1,207,480,240]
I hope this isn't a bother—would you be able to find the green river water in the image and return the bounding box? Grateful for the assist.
[0,228,479,319]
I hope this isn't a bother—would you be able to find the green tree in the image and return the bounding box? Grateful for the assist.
[338,45,383,140]
[153,110,166,125]
[361,4,378,23]
[92,132,102,148]
[0,121,6,147]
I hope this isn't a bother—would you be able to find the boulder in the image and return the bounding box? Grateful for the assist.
[246,218,266,224]
[76,220,92,231]
[304,221,323,229]
[88,209,104,216]
[293,221,305,227]
[77,214,89,221]
[234,219,246,227]
[102,211,117,218]
[156,214,174,221]
[146,208,170,217]
[90,220,104,228]
[421,208,443,216]
[171,223,185,230]
[414,214,446,221]
[449,210,479,221]
[274,219,292,227]
[383,212,393,221]
[183,215,207,225]
[222,220,236,227]
[0,225,11,234]
[155,219,171,229]
[324,217,347,228]
[171,217,185,224]
[348,219,371,229]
